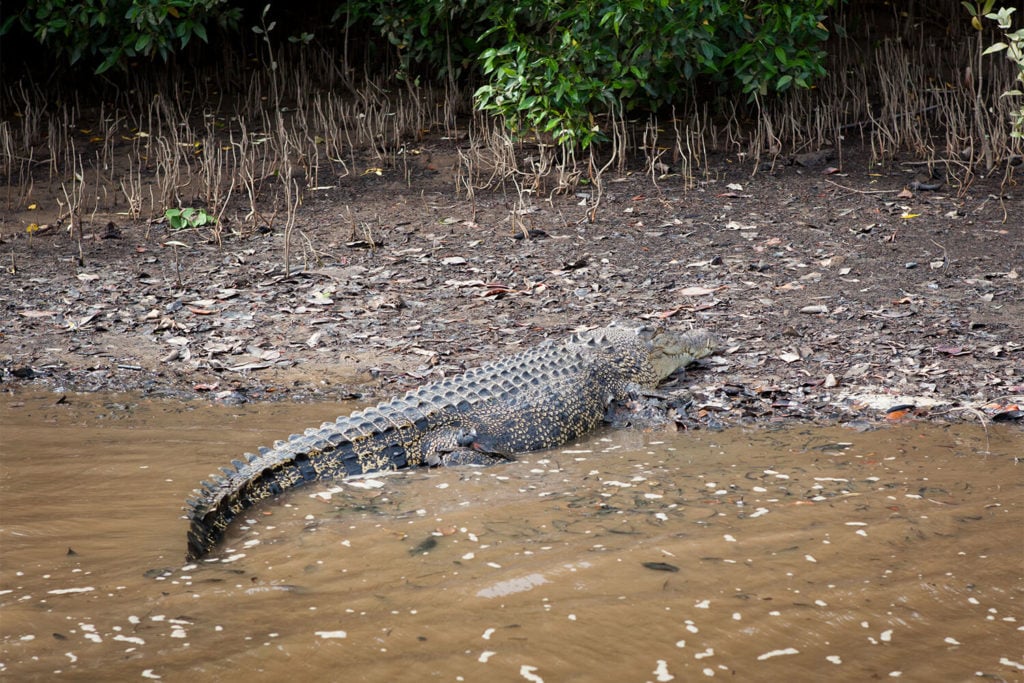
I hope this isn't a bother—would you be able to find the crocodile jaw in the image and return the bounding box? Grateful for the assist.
[649,328,719,381]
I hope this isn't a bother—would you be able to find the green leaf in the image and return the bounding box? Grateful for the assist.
[134,33,152,53]
[0,13,17,35]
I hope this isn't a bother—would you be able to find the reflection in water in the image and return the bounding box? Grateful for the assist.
[1,390,1022,681]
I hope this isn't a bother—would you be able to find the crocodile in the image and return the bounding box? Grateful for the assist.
[184,323,718,560]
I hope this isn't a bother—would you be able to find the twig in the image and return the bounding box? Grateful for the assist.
[824,179,903,195]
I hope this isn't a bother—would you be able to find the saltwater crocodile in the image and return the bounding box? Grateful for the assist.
[185,323,718,560]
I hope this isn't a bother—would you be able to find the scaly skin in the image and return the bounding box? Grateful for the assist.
[184,323,718,560]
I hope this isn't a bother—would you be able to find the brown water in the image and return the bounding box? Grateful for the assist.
[1,390,1021,682]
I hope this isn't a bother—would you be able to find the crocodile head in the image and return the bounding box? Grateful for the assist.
[646,326,719,380]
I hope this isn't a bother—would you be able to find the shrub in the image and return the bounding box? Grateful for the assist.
[980,4,1024,138]
[473,1,835,146]
[7,0,241,73]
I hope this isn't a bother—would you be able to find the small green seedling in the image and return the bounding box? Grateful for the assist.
[165,207,216,230]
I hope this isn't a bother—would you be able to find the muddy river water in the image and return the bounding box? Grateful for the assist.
[1,390,1021,681]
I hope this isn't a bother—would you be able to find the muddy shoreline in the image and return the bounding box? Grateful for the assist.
[2,148,1021,426]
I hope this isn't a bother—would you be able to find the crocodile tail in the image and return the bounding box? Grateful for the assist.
[184,428,365,561]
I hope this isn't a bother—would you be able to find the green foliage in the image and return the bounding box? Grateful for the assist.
[334,1,834,147]
[165,207,216,230]
[11,0,241,73]
[979,5,1024,138]
[472,1,834,146]
[6,1,838,147]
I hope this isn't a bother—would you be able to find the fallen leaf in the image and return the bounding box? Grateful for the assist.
[886,404,916,420]
[228,362,270,372]
[677,285,720,296]
[935,345,972,356]
[844,362,870,379]
[653,307,683,319]
[446,279,486,288]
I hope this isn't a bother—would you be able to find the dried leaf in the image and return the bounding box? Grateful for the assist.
[885,404,915,420]
[446,279,486,288]
[844,363,870,379]
[228,362,270,372]
[677,285,720,297]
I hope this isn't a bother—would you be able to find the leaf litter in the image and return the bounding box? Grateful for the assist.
[0,146,1020,426]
